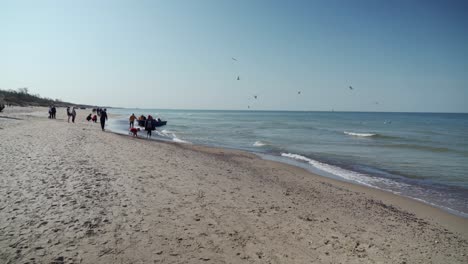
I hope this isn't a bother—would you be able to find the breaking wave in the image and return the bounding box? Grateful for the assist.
[253,141,268,147]
[344,131,377,137]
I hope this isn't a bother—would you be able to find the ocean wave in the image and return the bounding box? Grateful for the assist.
[253,141,268,147]
[280,153,404,188]
[157,129,191,144]
[279,152,468,217]
[172,137,190,144]
[344,131,377,137]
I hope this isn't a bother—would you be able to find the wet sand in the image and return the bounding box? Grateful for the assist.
[0,107,467,264]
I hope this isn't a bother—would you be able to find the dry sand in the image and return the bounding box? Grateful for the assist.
[0,106,467,264]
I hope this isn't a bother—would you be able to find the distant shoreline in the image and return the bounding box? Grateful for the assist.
[109,106,468,114]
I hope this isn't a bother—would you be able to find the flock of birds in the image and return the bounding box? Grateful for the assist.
[231,57,379,109]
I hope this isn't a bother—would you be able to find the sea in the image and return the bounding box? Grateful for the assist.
[107,109,468,217]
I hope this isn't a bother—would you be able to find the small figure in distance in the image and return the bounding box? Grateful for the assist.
[129,113,137,128]
[100,109,108,131]
[86,113,92,122]
[71,107,77,123]
[92,114,97,123]
[51,105,56,119]
[66,107,72,123]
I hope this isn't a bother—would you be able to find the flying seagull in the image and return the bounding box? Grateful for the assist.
[254,95,258,99]
[232,57,237,61]
[349,86,353,90]
[298,91,301,95]
[237,76,240,80]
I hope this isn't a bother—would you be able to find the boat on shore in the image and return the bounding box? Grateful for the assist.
[137,119,167,129]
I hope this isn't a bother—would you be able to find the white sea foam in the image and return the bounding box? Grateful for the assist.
[158,129,190,144]
[253,141,267,147]
[172,137,190,143]
[344,131,377,137]
[280,153,404,189]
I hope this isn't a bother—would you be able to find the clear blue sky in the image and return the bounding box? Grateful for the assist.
[1,0,467,112]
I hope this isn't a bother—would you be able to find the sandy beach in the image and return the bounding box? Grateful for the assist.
[0,106,467,264]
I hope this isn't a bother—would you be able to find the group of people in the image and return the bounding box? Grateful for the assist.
[48,105,57,119]
[48,106,163,137]
[48,106,108,131]
[79,107,108,130]
[91,108,109,130]
[129,113,160,138]
[86,113,98,123]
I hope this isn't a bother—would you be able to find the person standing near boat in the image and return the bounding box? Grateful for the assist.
[100,109,108,131]
[129,113,137,128]
[145,116,154,138]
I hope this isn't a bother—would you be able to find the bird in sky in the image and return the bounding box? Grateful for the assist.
[349,86,353,90]
[298,91,301,95]
[232,57,237,61]
[237,76,240,80]
[254,95,258,99]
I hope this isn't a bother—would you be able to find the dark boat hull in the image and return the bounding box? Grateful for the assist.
[137,120,167,129]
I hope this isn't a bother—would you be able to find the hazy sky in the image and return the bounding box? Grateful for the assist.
[1,0,467,112]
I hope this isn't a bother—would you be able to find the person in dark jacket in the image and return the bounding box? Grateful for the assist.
[100,109,108,131]
[145,116,154,138]
[66,107,72,122]
[51,106,56,119]
[71,107,77,123]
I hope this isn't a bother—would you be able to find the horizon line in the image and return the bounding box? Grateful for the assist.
[106,107,468,114]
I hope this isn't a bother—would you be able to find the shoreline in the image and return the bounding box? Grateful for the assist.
[108,129,468,236]
[107,113,468,220]
[1,106,467,263]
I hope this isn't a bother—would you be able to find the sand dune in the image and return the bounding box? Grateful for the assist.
[0,107,467,263]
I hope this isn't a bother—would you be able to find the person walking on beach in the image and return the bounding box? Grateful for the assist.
[100,109,108,131]
[129,113,137,128]
[66,107,72,122]
[145,116,154,138]
[71,107,77,123]
[51,105,56,119]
